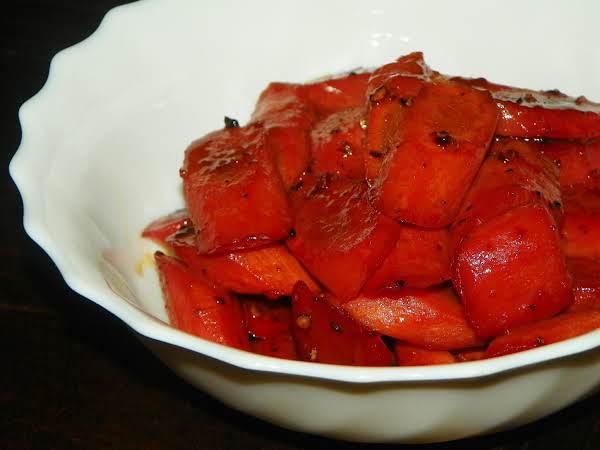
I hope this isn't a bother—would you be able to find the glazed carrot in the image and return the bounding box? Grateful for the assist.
[155,252,249,350]
[454,203,573,338]
[373,79,498,228]
[287,175,400,301]
[394,342,456,366]
[251,83,316,188]
[302,71,371,116]
[182,123,293,254]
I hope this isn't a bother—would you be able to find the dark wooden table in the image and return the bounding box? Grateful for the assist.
[3,2,600,449]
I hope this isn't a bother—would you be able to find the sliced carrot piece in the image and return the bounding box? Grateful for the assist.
[454,203,573,338]
[291,282,393,366]
[335,287,482,351]
[394,342,456,366]
[286,175,401,301]
[251,83,316,188]
[172,241,318,299]
[373,79,498,228]
[365,52,429,181]
[485,310,600,358]
[561,179,600,259]
[363,225,451,292]
[450,138,562,251]
[310,106,366,179]
[453,76,600,139]
[242,298,297,360]
[566,258,600,312]
[302,72,371,116]
[154,252,249,350]
[182,123,293,254]
[540,139,600,188]
[141,209,191,245]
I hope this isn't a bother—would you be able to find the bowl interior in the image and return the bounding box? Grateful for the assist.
[12,0,600,380]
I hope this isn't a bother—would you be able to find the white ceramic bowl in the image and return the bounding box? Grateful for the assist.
[10,0,600,443]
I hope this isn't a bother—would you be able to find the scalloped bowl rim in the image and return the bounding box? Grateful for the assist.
[10,0,600,385]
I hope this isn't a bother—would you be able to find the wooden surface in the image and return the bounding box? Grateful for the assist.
[3,1,600,449]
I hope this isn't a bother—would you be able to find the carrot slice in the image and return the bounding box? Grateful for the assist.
[566,258,600,312]
[450,137,562,251]
[172,240,318,299]
[141,209,191,245]
[561,179,600,259]
[364,52,429,181]
[454,203,573,338]
[251,83,316,188]
[286,175,401,301]
[454,76,600,139]
[291,282,393,366]
[335,287,482,351]
[154,252,249,350]
[373,79,498,228]
[310,106,366,179]
[485,310,600,358]
[302,72,371,116]
[182,123,293,254]
[363,225,451,292]
[242,298,297,360]
[540,139,600,188]
[394,342,456,366]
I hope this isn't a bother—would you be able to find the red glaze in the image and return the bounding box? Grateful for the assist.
[450,138,562,252]
[394,342,456,366]
[454,76,600,139]
[291,282,393,366]
[154,252,249,350]
[566,258,600,312]
[172,241,319,299]
[540,139,600,188]
[286,175,401,301]
[251,83,316,188]
[485,310,600,358]
[242,298,297,360]
[454,203,573,338]
[141,209,191,245]
[310,106,366,179]
[363,225,451,292]
[302,72,371,116]
[365,52,429,181]
[336,287,482,351]
[373,79,498,228]
[182,123,293,254]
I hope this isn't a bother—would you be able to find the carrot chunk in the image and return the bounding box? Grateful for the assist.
[141,209,191,245]
[242,298,297,360]
[540,139,600,188]
[251,83,316,187]
[450,138,562,251]
[310,106,366,179]
[286,175,401,301]
[302,72,371,116]
[566,258,600,312]
[336,287,482,351]
[394,342,456,366]
[364,52,429,181]
[373,79,498,228]
[154,252,249,350]
[363,225,451,292]
[485,310,600,358]
[172,242,319,299]
[561,179,600,259]
[454,203,573,338]
[291,282,393,366]
[182,123,293,254]
[454,76,600,139]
